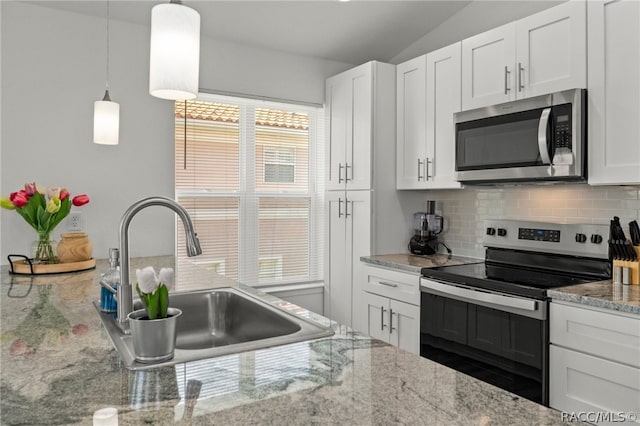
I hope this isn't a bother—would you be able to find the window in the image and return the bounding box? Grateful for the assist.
[263,147,295,183]
[175,94,323,287]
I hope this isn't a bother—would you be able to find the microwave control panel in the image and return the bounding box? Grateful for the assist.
[553,103,572,149]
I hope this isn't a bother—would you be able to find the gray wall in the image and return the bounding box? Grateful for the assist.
[0,1,351,263]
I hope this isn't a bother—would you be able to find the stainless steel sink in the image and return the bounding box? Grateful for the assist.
[95,287,334,370]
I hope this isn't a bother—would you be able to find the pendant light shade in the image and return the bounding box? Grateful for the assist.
[94,90,120,145]
[149,1,200,100]
[94,0,119,145]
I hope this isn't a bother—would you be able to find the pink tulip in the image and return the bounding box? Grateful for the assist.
[72,194,90,206]
[24,182,36,196]
[46,186,60,200]
[9,190,29,207]
[59,188,69,201]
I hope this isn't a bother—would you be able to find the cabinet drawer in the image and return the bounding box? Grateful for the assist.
[550,302,640,368]
[550,345,640,423]
[361,264,419,305]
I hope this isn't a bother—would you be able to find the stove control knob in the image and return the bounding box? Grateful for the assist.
[575,233,587,243]
[590,234,603,244]
[497,228,507,237]
[486,227,496,236]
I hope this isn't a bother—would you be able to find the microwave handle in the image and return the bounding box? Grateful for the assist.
[537,108,552,165]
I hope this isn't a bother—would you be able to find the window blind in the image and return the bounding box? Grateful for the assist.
[175,94,324,287]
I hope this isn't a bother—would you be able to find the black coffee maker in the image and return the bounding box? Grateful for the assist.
[409,201,443,255]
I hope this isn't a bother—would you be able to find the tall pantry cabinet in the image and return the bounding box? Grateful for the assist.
[587,0,640,185]
[324,61,417,327]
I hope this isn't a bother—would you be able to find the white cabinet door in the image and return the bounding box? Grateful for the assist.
[588,0,640,185]
[348,191,372,302]
[362,291,420,354]
[326,75,350,191]
[550,345,640,424]
[347,63,373,191]
[325,62,373,191]
[396,55,427,189]
[426,43,462,189]
[516,0,586,99]
[363,291,390,344]
[326,191,350,326]
[389,298,420,355]
[326,190,371,328]
[461,23,516,110]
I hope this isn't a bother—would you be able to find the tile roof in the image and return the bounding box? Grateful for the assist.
[175,100,309,130]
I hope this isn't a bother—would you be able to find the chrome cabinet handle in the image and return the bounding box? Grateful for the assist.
[337,198,343,218]
[345,163,352,182]
[338,163,344,183]
[381,307,387,330]
[344,198,351,217]
[379,281,398,288]
[504,66,511,94]
[417,158,424,181]
[518,62,524,92]
[425,158,433,181]
[390,309,396,332]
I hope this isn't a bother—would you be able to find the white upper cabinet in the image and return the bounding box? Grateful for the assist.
[396,55,427,189]
[462,0,586,110]
[425,43,463,189]
[515,0,586,99]
[396,43,462,190]
[326,62,373,191]
[587,0,640,185]
[461,23,516,110]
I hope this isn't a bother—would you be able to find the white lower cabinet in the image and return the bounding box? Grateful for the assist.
[549,301,640,424]
[356,264,420,355]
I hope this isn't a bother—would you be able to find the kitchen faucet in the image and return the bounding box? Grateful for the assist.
[103,196,202,332]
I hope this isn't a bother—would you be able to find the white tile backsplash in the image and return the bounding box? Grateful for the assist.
[424,184,640,259]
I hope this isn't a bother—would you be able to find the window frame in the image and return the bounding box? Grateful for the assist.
[175,93,324,288]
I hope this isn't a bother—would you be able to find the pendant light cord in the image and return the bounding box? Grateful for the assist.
[106,0,110,92]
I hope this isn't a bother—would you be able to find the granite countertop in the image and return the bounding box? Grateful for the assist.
[360,253,481,274]
[549,281,640,315]
[1,256,574,425]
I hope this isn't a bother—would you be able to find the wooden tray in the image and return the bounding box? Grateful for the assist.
[8,255,96,275]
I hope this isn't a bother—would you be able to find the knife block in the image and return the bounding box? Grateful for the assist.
[612,246,640,285]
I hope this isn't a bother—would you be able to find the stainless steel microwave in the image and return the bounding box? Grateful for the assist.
[454,89,586,184]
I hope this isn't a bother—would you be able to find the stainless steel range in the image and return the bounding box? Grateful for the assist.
[419,219,611,406]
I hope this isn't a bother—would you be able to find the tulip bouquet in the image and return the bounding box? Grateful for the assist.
[135,267,175,320]
[1,182,90,263]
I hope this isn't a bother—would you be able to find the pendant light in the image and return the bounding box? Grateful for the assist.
[149,0,201,100]
[94,0,120,145]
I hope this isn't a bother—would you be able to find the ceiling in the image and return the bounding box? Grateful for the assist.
[24,0,472,64]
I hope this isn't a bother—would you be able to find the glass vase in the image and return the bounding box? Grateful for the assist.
[31,231,58,264]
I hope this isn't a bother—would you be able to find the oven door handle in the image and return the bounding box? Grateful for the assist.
[422,280,538,312]
[537,107,552,165]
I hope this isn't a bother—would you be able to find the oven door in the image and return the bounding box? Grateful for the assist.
[420,278,549,405]
[454,88,585,183]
